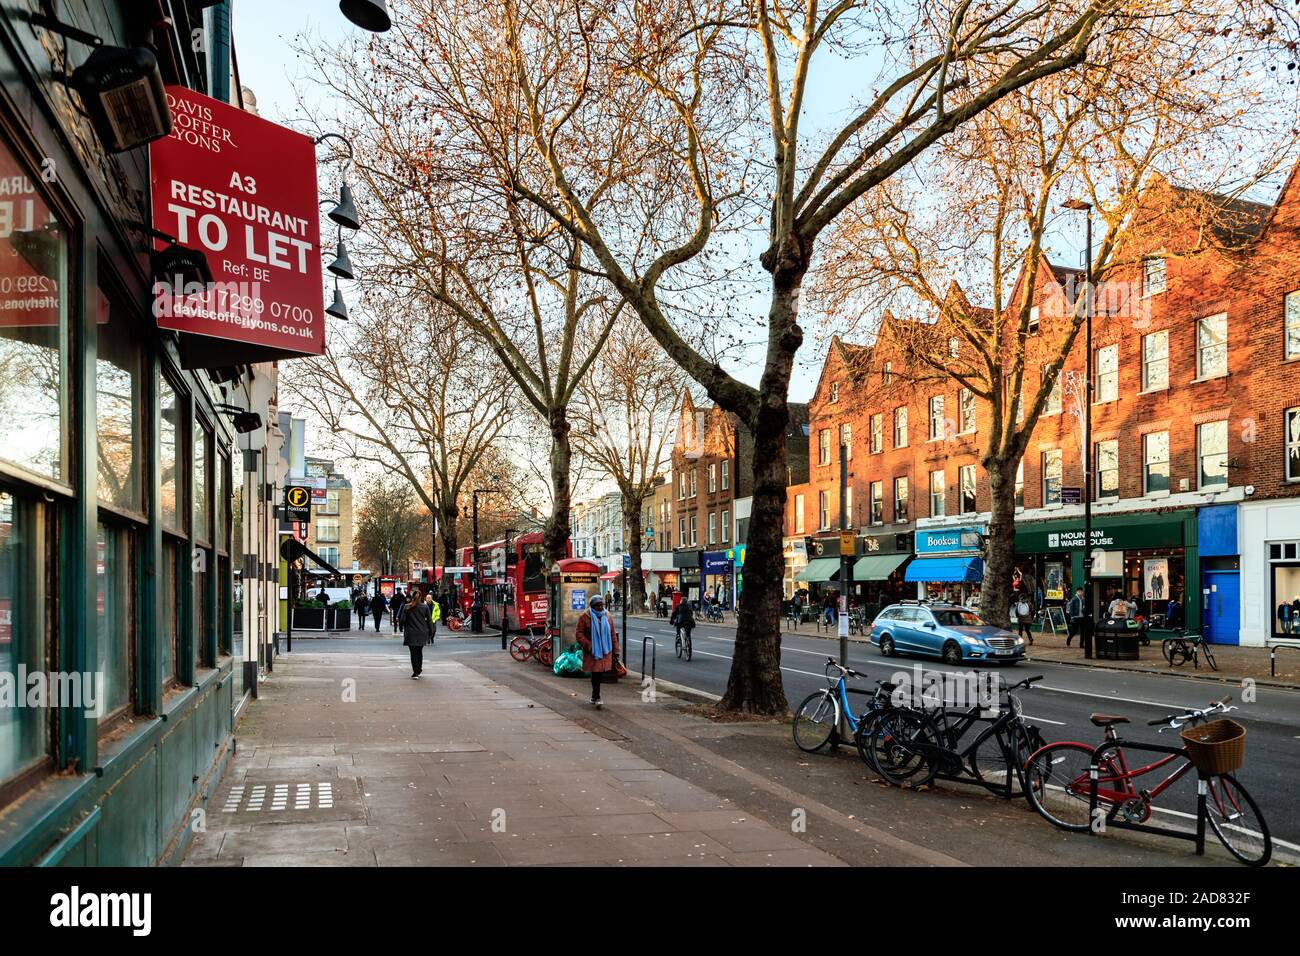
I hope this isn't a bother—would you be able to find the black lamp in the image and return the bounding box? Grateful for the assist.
[326,281,349,320]
[340,0,392,32]
[327,235,354,280]
[151,240,213,289]
[328,184,360,232]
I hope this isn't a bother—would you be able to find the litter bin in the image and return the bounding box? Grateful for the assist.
[1094,619,1141,660]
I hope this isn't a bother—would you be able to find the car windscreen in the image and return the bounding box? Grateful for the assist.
[932,610,984,627]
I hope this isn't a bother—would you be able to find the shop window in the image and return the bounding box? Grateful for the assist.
[194,421,211,544]
[893,406,907,448]
[95,292,141,512]
[1197,314,1228,379]
[959,388,975,433]
[893,477,908,522]
[1144,431,1170,494]
[1142,330,1168,391]
[0,141,69,484]
[928,395,944,440]
[161,538,181,685]
[1122,550,1184,624]
[0,489,53,787]
[1198,420,1228,490]
[1095,345,1118,403]
[95,522,134,722]
[1042,449,1062,505]
[1285,407,1300,481]
[929,470,945,518]
[870,481,883,524]
[160,377,187,533]
[231,457,244,690]
[869,413,882,453]
[960,465,977,514]
[1097,439,1119,499]
[1287,292,1300,360]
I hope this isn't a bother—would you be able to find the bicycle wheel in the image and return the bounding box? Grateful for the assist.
[1201,643,1218,672]
[792,691,839,753]
[1163,639,1188,666]
[969,722,1037,794]
[674,635,683,659]
[1024,742,1108,831]
[1206,775,1271,866]
[685,632,693,661]
[509,636,531,662]
[864,709,939,788]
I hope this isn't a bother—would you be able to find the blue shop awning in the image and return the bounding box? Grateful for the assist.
[903,556,984,583]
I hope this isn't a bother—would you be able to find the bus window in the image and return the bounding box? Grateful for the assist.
[521,544,545,593]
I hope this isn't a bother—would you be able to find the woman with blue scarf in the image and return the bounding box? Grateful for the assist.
[576,592,620,708]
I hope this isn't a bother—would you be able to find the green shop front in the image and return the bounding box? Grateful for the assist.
[1013,509,1199,635]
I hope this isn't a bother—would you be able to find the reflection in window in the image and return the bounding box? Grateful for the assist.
[96,291,139,510]
[194,423,209,542]
[1043,449,1063,505]
[96,523,133,720]
[1144,431,1170,494]
[161,380,180,529]
[161,539,180,683]
[1198,420,1228,490]
[0,143,68,481]
[1097,439,1119,499]
[0,490,50,782]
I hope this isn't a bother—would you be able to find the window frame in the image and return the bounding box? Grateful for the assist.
[1196,313,1228,380]
[1042,449,1063,506]
[894,406,908,448]
[869,413,882,454]
[1143,430,1170,495]
[893,477,908,523]
[929,469,946,518]
[958,388,976,434]
[1143,256,1167,297]
[928,395,945,440]
[1286,407,1300,481]
[1096,439,1119,500]
[1141,330,1169,392]
[959,464,977,514]
[1197,420,1229,491]
[870,480,883,525]
[1286,291,1300,361]
[1095,344,1119,404]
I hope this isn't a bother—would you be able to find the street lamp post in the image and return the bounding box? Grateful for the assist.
[471,494,481,633]
[502,527,517,650]
[1064,199,1095,659]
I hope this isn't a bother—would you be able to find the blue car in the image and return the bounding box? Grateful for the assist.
[868,602,1025,665]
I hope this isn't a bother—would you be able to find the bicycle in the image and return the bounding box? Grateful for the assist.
[792,657,895,753]
[859,675,1046,797]
[674,625,693,661]
[507,628,552,666]
[703,603,724,624]
[1023,697,1269,866]
[1161,628,1218,671]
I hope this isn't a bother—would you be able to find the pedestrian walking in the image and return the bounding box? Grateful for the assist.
[424,590,441,643]
[1066,587,1084,647]
[822,590,836,627]
[402,587,435,679]
[1012,596,1034,645]
[576,591,620,708]
[390,588,406,632]
[355,590,370,630]
[371,590,388,631]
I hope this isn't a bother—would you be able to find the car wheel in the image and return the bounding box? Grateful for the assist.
[941,641,962,665]
[880,634,896,657]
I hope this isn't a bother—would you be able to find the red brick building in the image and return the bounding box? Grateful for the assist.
[797,168,1300,645]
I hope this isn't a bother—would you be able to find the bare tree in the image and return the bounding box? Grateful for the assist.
[813,7,1300,626]
[570,316,687,608]
[354,474,433,574]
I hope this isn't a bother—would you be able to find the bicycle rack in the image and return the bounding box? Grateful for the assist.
[640,636,656,687]
[1268,641,1300,677]
[1086,739,1207,856]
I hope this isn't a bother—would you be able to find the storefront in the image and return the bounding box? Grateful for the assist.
[1013,509,1199,636]
[1198,504,1240,645]
[783,536,808,598]
[905,526,984,608]
[795,534,845,604]
[1241,498,1300,646]
[852,531,913,620]
[727,545,746,607]
[701,550,732,607]
[673,548,702,602]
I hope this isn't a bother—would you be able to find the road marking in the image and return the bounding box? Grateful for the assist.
[1022,714,1066,726]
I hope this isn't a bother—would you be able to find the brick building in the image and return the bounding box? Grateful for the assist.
[796,167,1300,645]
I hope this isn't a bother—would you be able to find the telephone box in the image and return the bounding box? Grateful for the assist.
[549,558,603,661]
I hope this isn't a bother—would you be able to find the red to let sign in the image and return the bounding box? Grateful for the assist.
[149,85,325,359]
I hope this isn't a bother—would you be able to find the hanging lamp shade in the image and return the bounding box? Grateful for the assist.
[340,0,392,32]
[327,238,354,280]
[328,182,360,232]
[326,284,349,320]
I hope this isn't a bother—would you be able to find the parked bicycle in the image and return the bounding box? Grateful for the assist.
[1161,628,1218,671]
[704,603,725,623]
[507,627,553,666]
[792,657,896,753]
[1023,697,1269,866]
[859,675,1046,798]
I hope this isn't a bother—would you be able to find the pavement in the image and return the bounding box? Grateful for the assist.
[184,631,1292,867]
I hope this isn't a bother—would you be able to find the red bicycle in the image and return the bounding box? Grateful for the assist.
[508,628,552,666]
[1023,698,1271,866]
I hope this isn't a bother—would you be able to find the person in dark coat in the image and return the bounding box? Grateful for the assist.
[575,592,619,708]
[371,590,388,631]
[402,587,434,678]
[355,591,370,630]
[390,589,406,632]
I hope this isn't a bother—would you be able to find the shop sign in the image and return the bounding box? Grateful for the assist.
[284,484,311,522]
[861,531,911,555]
[703,551,730,574]
[916,526,984,555]
[1016,516,1186,553]
[149,85,325,358]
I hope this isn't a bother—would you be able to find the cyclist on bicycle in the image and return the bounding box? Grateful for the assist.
[671,596,695,644]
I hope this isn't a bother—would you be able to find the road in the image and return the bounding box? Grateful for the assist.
[292,618,1300,856]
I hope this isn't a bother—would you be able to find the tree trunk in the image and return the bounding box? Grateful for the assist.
[718,255,804,714]
[623,496,647,611]
[982,452,1019,629]
[544,408,572,566]
[438,503,459,567]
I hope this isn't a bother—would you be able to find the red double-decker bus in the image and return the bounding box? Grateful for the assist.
[453,531,568,631]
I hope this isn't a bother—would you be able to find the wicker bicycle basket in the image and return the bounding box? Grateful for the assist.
[1179,719,1246,776]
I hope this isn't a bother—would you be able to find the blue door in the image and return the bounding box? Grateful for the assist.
[1201,571,1240,646]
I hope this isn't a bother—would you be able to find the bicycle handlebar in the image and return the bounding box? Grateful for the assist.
[1007,675,1045,692]
[824,657,860,680]
[1148,696,1234,728]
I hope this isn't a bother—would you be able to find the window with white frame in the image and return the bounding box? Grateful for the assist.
[1143,257,1166,296]
[721,460,729,490]
[870,481,883,524]
[722,509,730,542]
[819,490,829,529]
[959,465,977,514]
[1287,292,1300,360]
[679,472,686,499]
[840,423,852,460]
[894,477,908,522]
[690,468,697,497]
[1142,330,1168,391]
[1043,365,1061,415]
[818,428,831,465]
[948,336,960,358]
[1198,420,1228,490]
[929,470,945,517]
[928,395,945,440]
[1042,450,1062,506]
[894,406,908,448]
[1144,431,1170,494]
[1097,439,1119,499]
[1028,305,1040,334]
[830,382,839,402]
[870,413,882,453]
[1197,314,1228,379]
[1096,344,1118,402]
[709,511,717,544]
[1015,460,1024,509]
[1286,407,1300,481]
[679,516,686,543]
[882,361,892,385]
[690,515,697,545]
[959,388,975,433]
[316,518,340,543]
[795,494,805,533]
[708,463,717,493]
